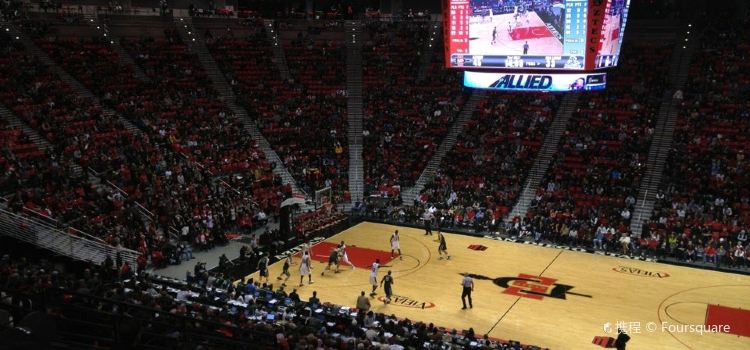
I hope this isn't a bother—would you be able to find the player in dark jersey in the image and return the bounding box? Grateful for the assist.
[276,253,293,285]
[321,247,340,276]
[438,230,451,260]
[257,252,270,282]
[380,270,394,304]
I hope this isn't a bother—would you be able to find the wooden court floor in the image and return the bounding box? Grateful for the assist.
[242,222,750,349]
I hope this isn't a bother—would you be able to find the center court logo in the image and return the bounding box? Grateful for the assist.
[468,273,592,300]
[612,266,671,278]
[376,295,435,309]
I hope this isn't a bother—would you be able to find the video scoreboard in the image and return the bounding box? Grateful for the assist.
[444,0,630,71]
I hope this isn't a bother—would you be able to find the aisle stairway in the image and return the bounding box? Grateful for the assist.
[82,13,150,82]
[416,21,441,82]
[629,30,696,237]
[345,20,364,204]
[262,19,290,81]
[173,16,305,198]
[504,93,580,222]
[401,90,486,204]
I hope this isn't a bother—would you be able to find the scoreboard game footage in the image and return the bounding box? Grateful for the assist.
[444,0,630,70]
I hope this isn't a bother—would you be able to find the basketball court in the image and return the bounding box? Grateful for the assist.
[241,222,750,350]
[469,11,563,56]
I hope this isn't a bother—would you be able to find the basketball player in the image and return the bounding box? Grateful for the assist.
[424,218,433,236]
[390,230,403,260]
[338,241,355,270]
[369,258,381,297]
[321,246,340,276]
[276,253,293,285]
[380,270,394,304]
[298,242,310,260]
[491,26,498,45]
[299,250,314,286]
[438,230,451,260]
[507,21,513,39]
[257,252,270,283]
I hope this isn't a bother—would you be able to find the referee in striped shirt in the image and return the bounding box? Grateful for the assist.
[461,273,474,309]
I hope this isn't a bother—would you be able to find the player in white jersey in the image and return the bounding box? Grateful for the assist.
[369,259,381,296]
[390,230,403,260]
[338,241,355,270]
[298,250,314,286]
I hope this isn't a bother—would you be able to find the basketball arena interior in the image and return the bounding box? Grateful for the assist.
[0,0,749,349]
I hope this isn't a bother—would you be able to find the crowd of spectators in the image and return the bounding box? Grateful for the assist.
[409,92,559,232]
[0,35,159,255]
[516,42,670,254]
[363,21,467,194]
[0,41,47,176]
[294,206,347,240]
[207,20,349,200]
[1,22,286,268]
[0,120,43,163]
[280,27,348,198]
[0,39,134,174]
[647,21,750,268]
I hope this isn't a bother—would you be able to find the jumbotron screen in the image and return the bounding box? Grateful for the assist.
[444,0,630,70]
